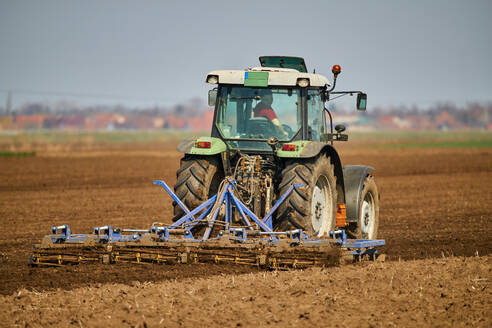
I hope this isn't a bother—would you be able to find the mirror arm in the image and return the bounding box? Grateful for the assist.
[328,90,367,110]
[330,90,363,95]
[326,74,339,94]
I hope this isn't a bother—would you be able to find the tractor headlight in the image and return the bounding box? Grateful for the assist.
[297,78,309,87]
[207,75,218,84]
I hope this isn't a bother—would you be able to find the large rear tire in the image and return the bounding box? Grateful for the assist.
[275,155,337,236]
[172,156,223,222]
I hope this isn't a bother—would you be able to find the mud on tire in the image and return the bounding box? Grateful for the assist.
[275,155,337,236]
[173,156,223,222]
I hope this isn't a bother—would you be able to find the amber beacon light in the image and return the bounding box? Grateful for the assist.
[332,65,341,75]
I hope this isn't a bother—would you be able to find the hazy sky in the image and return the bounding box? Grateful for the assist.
[0,0,491,109]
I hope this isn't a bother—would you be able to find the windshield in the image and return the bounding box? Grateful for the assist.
[216,86,301,142]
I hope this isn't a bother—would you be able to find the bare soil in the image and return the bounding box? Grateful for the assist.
[0,140,491,327]
[1,256,490,328]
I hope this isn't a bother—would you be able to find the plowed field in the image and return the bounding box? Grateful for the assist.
[0,136,491,327]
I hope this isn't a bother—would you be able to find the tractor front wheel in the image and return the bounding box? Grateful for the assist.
[275,155,337,236]
[172,156,223,222]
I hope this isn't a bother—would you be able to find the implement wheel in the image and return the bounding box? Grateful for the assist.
[275,155,337,236]
[350,175,379,239]
[173,156,223,222]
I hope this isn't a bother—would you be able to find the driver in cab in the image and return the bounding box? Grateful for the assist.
[253,90,289,138]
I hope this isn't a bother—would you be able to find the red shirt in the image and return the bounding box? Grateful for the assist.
[253,103,277,120]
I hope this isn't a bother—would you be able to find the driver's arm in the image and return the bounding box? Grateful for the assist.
[271,118,288,137]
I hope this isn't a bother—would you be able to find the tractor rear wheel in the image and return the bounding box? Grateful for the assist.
[275,155,337,236]
[349,176,379,239]
[172,156,223,222]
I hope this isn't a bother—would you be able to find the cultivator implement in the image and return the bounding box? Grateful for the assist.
[30,179,385,269]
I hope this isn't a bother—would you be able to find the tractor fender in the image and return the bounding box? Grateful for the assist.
[177,137,227,155]
[299,141,331,158]
[276,140,331,158]
[342,165,375,222]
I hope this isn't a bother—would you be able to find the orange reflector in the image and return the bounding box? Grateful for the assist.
[336,203,347,227]
[332,64,341,74]
[281,144,296,151]
[196,141,211,149]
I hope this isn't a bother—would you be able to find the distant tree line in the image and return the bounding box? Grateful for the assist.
[333,102,491,128]
[4,97,207,118]
[1,98,491,128]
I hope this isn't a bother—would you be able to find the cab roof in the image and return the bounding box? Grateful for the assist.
[206,56,331,88]
[206,67,330,87]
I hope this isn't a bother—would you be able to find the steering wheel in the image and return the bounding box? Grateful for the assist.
[247,117,276,138]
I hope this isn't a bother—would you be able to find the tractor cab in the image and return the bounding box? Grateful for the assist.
[206,57,330,151]
[206,56,366,151]
[213,85,325,141]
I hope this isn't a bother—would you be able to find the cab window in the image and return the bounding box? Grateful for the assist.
[307,89,324,141]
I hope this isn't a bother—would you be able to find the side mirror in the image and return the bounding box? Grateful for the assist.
[356,93,367,111]
[335,124,346,133]
[208,89,217,107]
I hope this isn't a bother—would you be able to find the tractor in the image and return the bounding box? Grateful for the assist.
[29,57,383,268]
[174,56,379,240]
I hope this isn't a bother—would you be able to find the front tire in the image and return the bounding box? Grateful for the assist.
[275,155,337,236]
[172,156,223,222]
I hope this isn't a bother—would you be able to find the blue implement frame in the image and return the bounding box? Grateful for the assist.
[36,179,385,259]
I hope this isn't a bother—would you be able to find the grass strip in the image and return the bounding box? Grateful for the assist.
[0,151,36,157]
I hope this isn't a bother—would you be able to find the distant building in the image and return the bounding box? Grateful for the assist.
[163,115,189,129]
[86,113,126,130]
[188,110,214,131]
[405,115,433,130]
[15,115,47,129]
[0,115,14,130]
[377,115,411,130]
[433,111,460,130]
[59,116,85,130]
